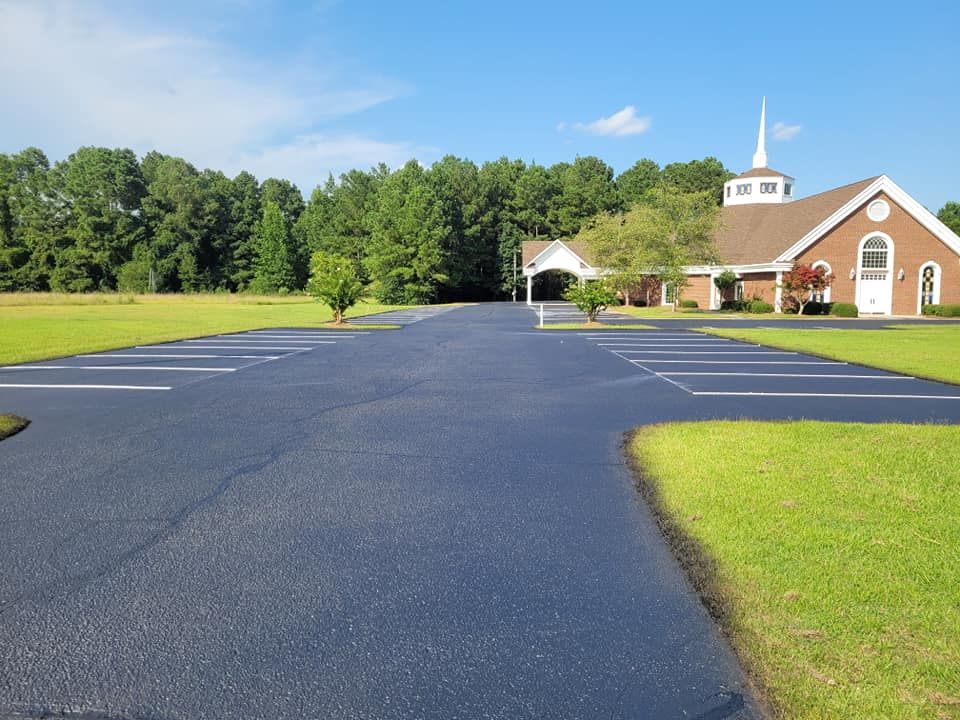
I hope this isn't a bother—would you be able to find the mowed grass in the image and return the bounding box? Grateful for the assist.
[0,293,410,365]
[0,414,29,440]
[538,322,656,330]
[629,421,960,720]
[703,325,960,385]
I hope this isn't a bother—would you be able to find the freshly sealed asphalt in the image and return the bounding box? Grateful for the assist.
[2,303,959,720]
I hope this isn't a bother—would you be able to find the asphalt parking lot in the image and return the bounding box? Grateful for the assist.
[345,304,462,325]
[0,329,367,393]
[2,303,959,720]
[582,330,960,400]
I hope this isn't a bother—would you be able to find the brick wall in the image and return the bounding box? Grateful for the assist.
[795,191,960,315]
[740,272,777,303]
[684,275,712,308]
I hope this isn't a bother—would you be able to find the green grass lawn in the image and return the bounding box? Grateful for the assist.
[0,414,29,440]
[703,325,960,385]
[0,293,410,365]
[629,421,960,720]
[538,322,656,330]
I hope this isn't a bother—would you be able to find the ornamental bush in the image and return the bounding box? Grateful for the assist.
[563,281,618,322]
[680,299,699,309]
[307,251,363,324]
[831,302,859,318]
[720,299,747,312]
[747,300,774,314]
[922,304,960,317]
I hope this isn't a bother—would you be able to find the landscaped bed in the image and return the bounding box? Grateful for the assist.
[537,322,656,330]
[628,420,960,720]
[701,325,960,385]
[0,293,408,365]
[0,414,29,440]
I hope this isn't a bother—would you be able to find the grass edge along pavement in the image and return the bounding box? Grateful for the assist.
[627,420,960,720]
[0,414,29,440]
[700,324,960,385]
[537,322,657,330]
[0,294,413,366]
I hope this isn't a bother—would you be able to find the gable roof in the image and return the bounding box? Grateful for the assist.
[716,177,879,265]
[522,239,596,267]
[773,174,960,262]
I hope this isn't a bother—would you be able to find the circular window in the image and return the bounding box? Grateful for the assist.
[867,199,890,222]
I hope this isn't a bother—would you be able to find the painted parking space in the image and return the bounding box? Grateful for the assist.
[346,305,463,325]
[0,329,368,393]
[579,330,960,400]
[527,301,631,323]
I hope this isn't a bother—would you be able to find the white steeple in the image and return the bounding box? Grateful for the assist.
[752,96,768,169]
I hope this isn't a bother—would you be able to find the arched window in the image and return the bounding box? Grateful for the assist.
[811,261,832,303]
[918,262,942,313]
[860,236,889,271]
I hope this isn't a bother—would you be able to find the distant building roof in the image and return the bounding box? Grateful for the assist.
[521,239,596,267]
[732,167,793,180]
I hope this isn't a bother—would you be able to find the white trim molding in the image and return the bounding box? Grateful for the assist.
[917,261,942,314]
[775,175,960,263]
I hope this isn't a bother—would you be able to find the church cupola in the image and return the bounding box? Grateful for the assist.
[724,97,796,207]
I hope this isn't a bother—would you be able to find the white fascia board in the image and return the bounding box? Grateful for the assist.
[775,175,960,262]
[684,262,793,275]
[524,239,594,270]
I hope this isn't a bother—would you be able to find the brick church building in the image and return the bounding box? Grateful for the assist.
[522,99,960,315]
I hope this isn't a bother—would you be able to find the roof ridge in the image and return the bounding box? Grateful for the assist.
[788,176,880,205]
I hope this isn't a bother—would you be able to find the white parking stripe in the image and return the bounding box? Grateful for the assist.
[658,372,912,379]
[625,359,848,365]
[613,350,796,355]
[185,339,335,345]
[1,366,236,372]
[144,345,306,351]
[220,334,354,339]
[83,353,280,359]
[0,383,171,390]
[596,343,736,347]
[691,391,960,400]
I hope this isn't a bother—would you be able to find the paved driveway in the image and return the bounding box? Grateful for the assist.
[2,303,958,719]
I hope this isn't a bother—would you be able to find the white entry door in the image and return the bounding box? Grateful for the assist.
[856,235,893,315]
[858,271,891,314]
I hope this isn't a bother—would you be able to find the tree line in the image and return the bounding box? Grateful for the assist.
[0,147,736,302]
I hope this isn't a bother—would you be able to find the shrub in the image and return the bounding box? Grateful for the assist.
[632,299,648,307]
[801,301,823,315]
[747,300,774,314]
[720,299,747,312]
[680,299,699,309]
[831,302,859,318]
[563,281,618,322]
[307,252,363,324]
[922,304,960,317]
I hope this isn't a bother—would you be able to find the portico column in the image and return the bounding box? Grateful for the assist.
[526,274,532,304]
[774,271,783,313]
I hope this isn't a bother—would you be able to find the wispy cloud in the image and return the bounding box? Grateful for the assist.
[0,0,416,192]
[231,134,437,190]
[771,121,802,141]
[568,106,652,137]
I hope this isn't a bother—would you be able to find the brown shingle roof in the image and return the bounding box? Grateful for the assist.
[733,167,793,179]
[716,176,880,264]
[522,239,596,266]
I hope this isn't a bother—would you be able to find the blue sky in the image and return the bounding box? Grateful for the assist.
[1,0,958,210]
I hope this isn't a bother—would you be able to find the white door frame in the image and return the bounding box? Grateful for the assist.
[855,232,894,314]
[811,260,832,303]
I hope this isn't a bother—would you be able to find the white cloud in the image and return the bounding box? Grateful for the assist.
[0,0,416,192]
[771,121,802,141]
[573,106,652,137]
[231,135,437,192]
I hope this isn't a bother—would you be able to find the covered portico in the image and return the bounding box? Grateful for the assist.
[521,239,603,304]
